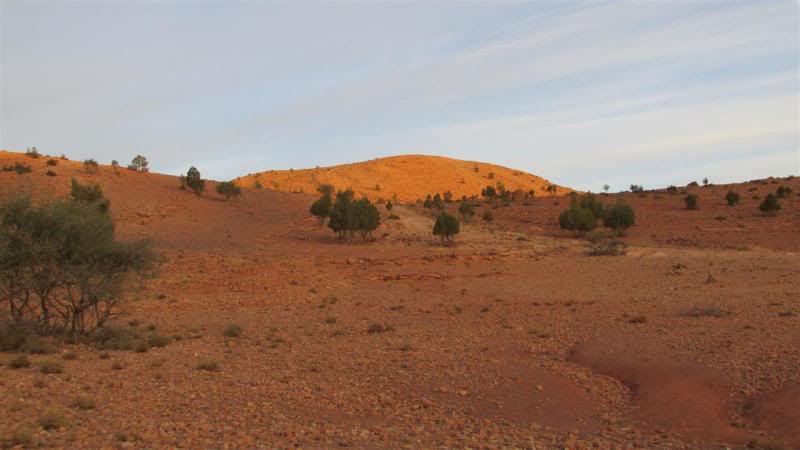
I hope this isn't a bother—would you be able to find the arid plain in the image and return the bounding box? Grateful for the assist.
[1,150,798,449]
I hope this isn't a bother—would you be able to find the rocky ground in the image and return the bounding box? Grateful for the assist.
[1,151,798,449]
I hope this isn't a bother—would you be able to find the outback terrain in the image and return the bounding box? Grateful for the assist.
[236,155,570,202]
[1,149,799,449]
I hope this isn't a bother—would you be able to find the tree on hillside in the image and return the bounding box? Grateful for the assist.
[83,159,99,174]
[111,160,119,174]
[128,155,149,173]
[603,200,635,236]
[684,194,698,210]
[310,194,332,225]
[317,184,335,197]
[629,184,644,193]
[181,166,205,195]
[433,212,460,244]
[546,184,558,197]
[726,191,740,206]
[559,204,596,235]
[327,189,380,242]
[423,194,433,209]
[458,201,475,220]
[481,185,496,199]
[603,184,610,193]
[579,193,605,220]
[216,181,241,200]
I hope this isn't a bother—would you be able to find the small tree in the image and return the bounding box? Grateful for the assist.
[481,185,496,199]
[759,194,781,215]
[432,193,444,210]
[354,197,380,241]
[546,184,557,197]
[603,184,610,194]
[725,191,740,206]
[458,201,475,219]
[603,201,635,236]
[310,195,332,225]
[25,147,40,158]
[423,194,433,208]
[128,155,149,173]
[216,181,241,200]
[111,160,119,174]
[433,212,460,244]
[182,166,205,195]
[702,177,709,186]
[776,186,792,198]
[559,204,596,235]
[83,159,99,174]
[579,193,605,220]
[629,184,644,193]
[684,194,698,210]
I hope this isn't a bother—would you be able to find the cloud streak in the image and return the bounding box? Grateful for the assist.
[1,1,797,190]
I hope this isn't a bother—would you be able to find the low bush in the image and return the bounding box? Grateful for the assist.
[216,181,241,200]
[759,194,781,215]
[7,354,31,369]
[603,200,635,236]
[726,191,740,206]
[684,194,698,210]
[482,210,494,222]
[38,360,64,374]
[559,204,596,235]
[223,324,243,338]
[38,409,67,430]
[196,359,219,371]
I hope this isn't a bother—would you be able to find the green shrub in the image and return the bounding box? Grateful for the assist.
[46,159,58,166]
[759,194,781,215]
[482,210,494,222]
[83,159,99,174]
[147,334,172,348]
[458,201,475,219]
[128,155,149,172]
[666,185,678,195]
[70,178,110,213]
[776,186,792,198]
[580,193,605,219]
[91,326,140,351]
[603,201,635,235]
[216,181,241,200]
[423,194,433,208]
[559,204,596,235]
[629,184,644,193]
[481,185,496,199]
[181,166,205,195]
[14,163,32,174]
[223,324,243,338]
[684,194,698,210]
[432,212,460,244]
[726,191,740,206]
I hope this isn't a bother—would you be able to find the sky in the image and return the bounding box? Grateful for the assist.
[1,1,798,191]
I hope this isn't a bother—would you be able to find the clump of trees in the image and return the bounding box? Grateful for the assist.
[180,166,205,195]
[759,194,781,215]
[310,193,332,225]
[559,194,635,236]
[433,212,460,244]
[127,155,149,173]
[0,194,158,335]
[326,190,380,242]
[216,181,241,200]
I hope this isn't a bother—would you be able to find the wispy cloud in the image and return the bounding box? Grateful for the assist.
[1,1,797,189]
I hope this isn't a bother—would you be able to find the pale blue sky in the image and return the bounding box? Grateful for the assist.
[1,1,798,191]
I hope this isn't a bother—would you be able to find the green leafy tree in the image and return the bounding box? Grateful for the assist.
[559,204,596,235]
[216,181,241,200]
[327,190,379,242]
[433,212,460,244]
[128,155,149,172]
[0,196,157,334]
[182,166,205,195]
[759,194,781,215]
[310,195,332,225]
[354,197,380,241]
[423,194,433,209]
[603,201,635,236]
[432,193,444,209]
[629,184,644,193]
[579,193,605,219]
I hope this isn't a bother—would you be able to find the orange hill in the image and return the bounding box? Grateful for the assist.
[236,155,570,202]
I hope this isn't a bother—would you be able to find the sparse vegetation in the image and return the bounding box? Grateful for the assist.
[759,194,781,215]
[223,324,243,338]
[432,212,460,244]
[70,178,110,213]
[38,409,67,431]
[216,181,242,200]
[83,159,99,174]
[7,354,31,369]
[181,166,205,195]
[602,200,635,236]
[684,194,698,210]
[128,155,149,172]
[38,360,64,374]
[726,191,741,206]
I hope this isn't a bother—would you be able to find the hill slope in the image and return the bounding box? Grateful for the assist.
[236,155,570,202]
